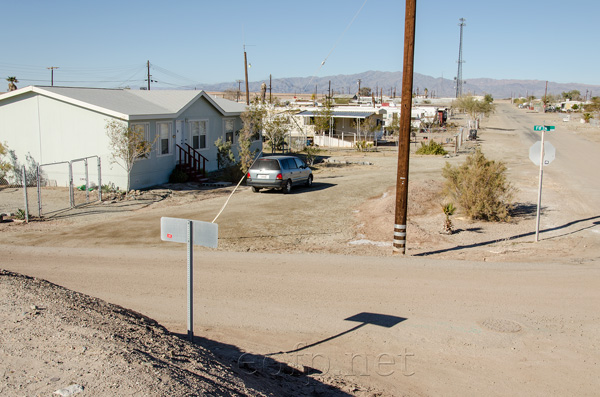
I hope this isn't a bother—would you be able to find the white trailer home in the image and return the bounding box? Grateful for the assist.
[0,86,256,190]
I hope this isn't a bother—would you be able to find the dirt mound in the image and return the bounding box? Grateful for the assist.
[0,270,370,396]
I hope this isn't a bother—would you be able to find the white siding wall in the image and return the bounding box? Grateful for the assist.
[0,92,130,189]
[0,92,254,190]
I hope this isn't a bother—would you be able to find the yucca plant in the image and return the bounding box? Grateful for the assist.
[442,202,456,234]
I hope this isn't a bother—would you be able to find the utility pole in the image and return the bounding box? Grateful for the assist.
[357,79,362,97]
[47,66,59,86]
[244,46,250,105]
[393,0,416,255]
[455,18,466,98]
[236,80,243,102]
[269,74,272,104]
[544,81,548,110]
[328,80,331,106]
[147,60,151,90]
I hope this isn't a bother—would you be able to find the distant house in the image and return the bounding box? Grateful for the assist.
[0,86,258,190]
[294,106,385,147]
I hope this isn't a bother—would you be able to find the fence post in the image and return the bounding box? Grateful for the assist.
[37,165,42,218]
[98,157,102,202]
[84,158,89,203]
[69,162,74,207]
[22,166,29,223]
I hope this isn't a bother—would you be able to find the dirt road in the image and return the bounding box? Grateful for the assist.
[2,101,599,395]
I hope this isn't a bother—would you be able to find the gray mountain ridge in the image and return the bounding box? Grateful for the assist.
[185,71,599,99]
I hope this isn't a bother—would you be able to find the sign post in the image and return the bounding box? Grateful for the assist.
[530,126,556,242]
[161,217,218,342]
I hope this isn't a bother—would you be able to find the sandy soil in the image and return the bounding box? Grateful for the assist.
[1,101,599,395]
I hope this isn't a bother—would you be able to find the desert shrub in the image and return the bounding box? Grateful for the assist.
[215,138,236,170]
[355,140,374,152]
[416,141,447,155]
[303,146,321,166]
[219,165,244,183]
[169,168,189,183]
[442,149,515,221]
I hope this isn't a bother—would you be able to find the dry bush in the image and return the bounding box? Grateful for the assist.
[442,149,515,221]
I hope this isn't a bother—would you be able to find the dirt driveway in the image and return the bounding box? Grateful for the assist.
[2,101,600,395]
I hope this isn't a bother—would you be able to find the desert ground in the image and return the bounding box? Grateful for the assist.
[1,101,599,396]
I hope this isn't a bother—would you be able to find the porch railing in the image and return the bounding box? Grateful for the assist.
[176,144,208,179]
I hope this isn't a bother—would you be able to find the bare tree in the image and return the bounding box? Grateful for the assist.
[239,103,266,174]
[105,120,156,194]
[453,95,495,126]
[263,112,291,153]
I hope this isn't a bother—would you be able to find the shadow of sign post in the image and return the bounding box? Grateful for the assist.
[272,312,407,355]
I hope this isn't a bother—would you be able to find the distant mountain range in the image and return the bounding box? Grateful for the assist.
[189,71,599,99]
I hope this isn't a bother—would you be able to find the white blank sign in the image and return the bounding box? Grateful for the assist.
[160,217,218,248]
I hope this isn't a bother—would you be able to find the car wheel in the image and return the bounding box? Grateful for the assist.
[305,174,313,187]
[251,186,261,193]
[283,179,292,194]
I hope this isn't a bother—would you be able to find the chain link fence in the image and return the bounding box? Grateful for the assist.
[0,156,102,221]
[0,166,35,221]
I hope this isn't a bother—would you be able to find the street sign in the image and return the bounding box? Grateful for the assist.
[160,217,218,342]
[529,141,556,166]
[161,217,218,248]
[534,125,555,131]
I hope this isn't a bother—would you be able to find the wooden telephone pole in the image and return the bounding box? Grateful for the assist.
[244,47,250,105]
[393,0,417,254]
[47,66,59,86]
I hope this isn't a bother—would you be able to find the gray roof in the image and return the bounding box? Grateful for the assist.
[296,110,377,119]
[210,95,247,114]
[0,86,247,121]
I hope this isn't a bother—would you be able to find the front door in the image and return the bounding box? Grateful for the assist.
[176,121,185,148]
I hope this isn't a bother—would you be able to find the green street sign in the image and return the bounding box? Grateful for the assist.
[533,125,555,131]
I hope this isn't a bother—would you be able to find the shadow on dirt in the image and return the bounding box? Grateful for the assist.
[414,215,600,256]
[264,313,407,356]
[485,127,516,132]
[510,202,544,220]
[254,182,336,194]
[173,333,354,396]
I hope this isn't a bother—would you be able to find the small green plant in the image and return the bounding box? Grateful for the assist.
[442,149,515,221]
[101,182,119,193]
[15,208,28,220]
[169,168,189,183]
[441,203,456,234]
[583,113,593,123]
[416,141,447,155]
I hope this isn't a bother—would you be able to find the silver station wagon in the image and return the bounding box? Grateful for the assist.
[246,155,313,194]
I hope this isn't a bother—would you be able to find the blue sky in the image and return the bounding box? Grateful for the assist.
[2,0,598,89]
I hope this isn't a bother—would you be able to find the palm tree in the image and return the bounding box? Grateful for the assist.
[6,76,18,91]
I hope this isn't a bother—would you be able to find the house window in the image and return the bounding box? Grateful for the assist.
[157,122,172,155]
[130,123,150,159]
[224,119,235,143]
[189,120,207,150]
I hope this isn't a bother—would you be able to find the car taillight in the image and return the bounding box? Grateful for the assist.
[247,172,251,179]
[276,173,282,180]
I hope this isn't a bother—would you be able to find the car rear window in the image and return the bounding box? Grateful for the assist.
[251,158,281,171]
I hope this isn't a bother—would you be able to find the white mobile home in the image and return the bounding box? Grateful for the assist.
[0,86,257,190]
